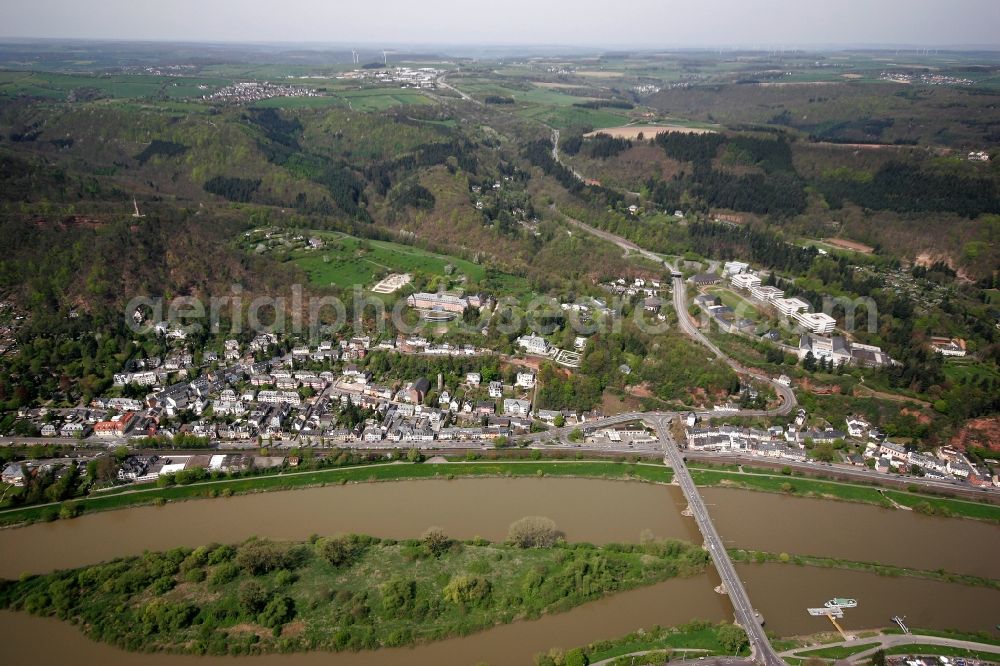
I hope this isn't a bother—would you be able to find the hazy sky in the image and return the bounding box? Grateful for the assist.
[5,0,1000,47]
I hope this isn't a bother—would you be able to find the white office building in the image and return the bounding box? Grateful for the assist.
[774,297,811,317]
[732,273,762,290]
[794,311,837,335]
[750,285,784,303]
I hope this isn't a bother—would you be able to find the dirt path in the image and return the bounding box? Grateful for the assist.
[853,385,931,408]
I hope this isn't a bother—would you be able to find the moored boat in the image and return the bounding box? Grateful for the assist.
[824,598,857,608]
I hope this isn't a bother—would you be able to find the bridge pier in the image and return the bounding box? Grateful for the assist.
[681,505,694,517]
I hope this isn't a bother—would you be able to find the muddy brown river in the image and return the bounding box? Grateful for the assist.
[0,477,997,665]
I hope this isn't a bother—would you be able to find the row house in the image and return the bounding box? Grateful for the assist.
[256,390,302,406]
[217,423,254,440]
[213,400,247,416]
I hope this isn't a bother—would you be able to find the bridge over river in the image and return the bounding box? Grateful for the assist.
[648,413,786,666]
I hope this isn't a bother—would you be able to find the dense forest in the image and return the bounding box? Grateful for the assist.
[817,161,1000,218]
[687,222,819,274]
[648,132,807,216]
[203,176,261,203]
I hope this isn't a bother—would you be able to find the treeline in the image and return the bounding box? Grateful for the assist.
[688,222,819,274]
[572,100,634,110]
[535,325,739,411]
[484,95,515,105]
[655,132,726,162]
[135,140,188,165]
[808,117,894,142]
[203,176,261,203]
[653,132,807,216]
[284,154,370,221]
[0,210,299,408]
[363,351,503,388]
[523,139,583,194]
[0,154,124,203]
[243,108,371,220]
[725,135,796,172]
[390,183,435,210]
[364,139,479,197]
[691,165,807,217]
[584,134,633,159]
[559,133,632,160]
[522,139,625,209]
[817,161,1000,218]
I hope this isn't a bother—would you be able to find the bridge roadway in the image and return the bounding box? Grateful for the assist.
[651,414,785,666]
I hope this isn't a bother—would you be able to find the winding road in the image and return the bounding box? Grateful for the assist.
[557,209,798,414]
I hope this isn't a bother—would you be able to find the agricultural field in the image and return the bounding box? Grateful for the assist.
[0,70,232,101]
[585,123,717,139]
[521,104,631,130]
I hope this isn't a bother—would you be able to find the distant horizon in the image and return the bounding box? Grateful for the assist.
[1,36,999,55]
[5,0,999,50]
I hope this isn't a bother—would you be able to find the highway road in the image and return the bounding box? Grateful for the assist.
[436,74,477,103]
[652,414,786,666]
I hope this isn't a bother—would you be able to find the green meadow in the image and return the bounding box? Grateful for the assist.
[290,232,486,289]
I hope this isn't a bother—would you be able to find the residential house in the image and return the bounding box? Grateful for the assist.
[846,417,870,439]
[930,337,967,357]
[878,441,908,466]
[517,334,550,356]
[2,462,27,486]
[503,398,531,417]
[60,422,86,438]
[536,409,562,424]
